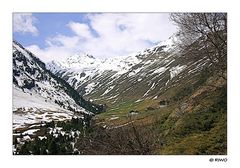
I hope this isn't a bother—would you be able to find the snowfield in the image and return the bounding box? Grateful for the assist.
[12,41,93,131]
[12,86,87,130]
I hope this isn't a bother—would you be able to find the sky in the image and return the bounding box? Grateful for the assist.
[13,13,177,62]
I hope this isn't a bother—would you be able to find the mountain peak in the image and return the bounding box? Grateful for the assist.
[69,53,96,60]
[13,41,105,129]
[86,54,95,59]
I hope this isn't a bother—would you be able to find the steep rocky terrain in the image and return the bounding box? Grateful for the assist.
[47,35,210,106]
[13,40,104,130]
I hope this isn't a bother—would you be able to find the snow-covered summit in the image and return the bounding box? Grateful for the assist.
[48,52,141,73]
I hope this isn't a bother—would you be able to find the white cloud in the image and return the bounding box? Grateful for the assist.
[46,35,80,49]
[13,13,38,36]
[26,44,77,63]
[88,13,176,43]
[27,13,177,62]
[67,22,92,39]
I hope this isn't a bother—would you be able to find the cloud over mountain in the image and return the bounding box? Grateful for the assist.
[25,13,177,62]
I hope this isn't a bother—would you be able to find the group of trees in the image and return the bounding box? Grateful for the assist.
[18,133,75,155]
[75,122,157,155]
[170,13,227,79]
[15,115,158,155]
[15,117,86,155]
[49,72,106,114]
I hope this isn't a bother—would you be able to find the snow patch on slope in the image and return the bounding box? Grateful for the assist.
[170,65,187,79]
[101,86,115,96]
[85,82,99,95]
[153,67,167,74]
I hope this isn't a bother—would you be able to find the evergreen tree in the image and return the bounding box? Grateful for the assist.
[48,139,58,154]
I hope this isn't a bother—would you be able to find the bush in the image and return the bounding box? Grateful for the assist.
[75,123,157,155]
[23,79,35,89]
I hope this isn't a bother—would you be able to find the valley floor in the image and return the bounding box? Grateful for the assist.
[13,79,227,155]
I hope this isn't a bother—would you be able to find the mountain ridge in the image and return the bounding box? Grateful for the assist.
[47,34,211,106]
[13,41,105,130]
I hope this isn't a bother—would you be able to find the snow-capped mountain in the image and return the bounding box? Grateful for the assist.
[13,41,104,130]
[47,35,210,105]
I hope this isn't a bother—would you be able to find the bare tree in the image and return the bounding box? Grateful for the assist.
[170,13,227,80]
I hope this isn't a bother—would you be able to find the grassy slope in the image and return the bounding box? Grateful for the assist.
[93,74,227,155]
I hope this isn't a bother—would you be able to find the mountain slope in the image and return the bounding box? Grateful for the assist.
[47,35,210,105]
[46,34,226,155]
[13,41,104,130]
[13,33,227,155]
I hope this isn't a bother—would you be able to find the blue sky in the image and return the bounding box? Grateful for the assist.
[13,13,177,62]
[14,13,90,48]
